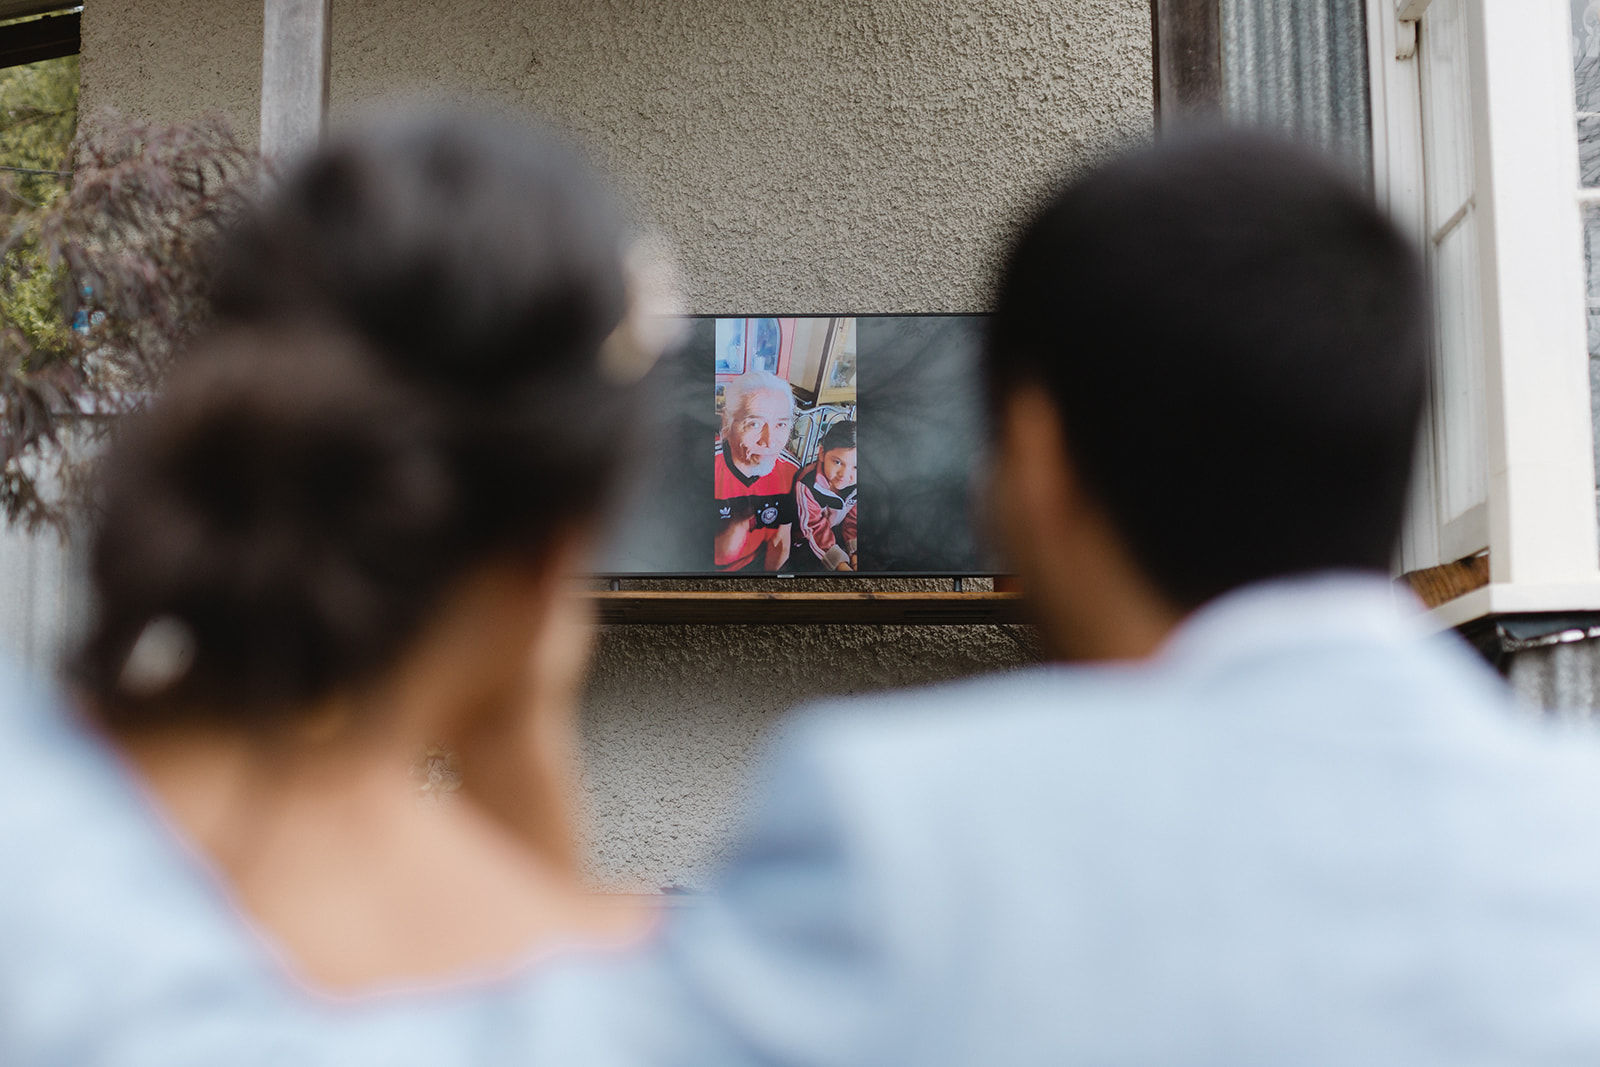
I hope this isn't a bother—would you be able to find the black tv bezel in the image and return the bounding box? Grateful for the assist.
[593,311,1004,580]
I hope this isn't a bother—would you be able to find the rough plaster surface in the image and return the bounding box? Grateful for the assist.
[85,0,1151,312]
[80,0,263,132]
[82,0,1151,888]
[582,621,1040,890]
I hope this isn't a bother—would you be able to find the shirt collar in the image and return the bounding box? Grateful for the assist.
[804,465,854,506]
[721,442,759,487]
[1153,571,1427,676]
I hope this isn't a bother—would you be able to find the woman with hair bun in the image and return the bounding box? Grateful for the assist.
[62,108,658,992]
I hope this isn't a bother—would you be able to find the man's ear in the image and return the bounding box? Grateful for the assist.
[997,385,1081,534]
[994,384,1185,662]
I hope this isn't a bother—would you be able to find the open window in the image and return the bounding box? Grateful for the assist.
[1370,0,1600,624]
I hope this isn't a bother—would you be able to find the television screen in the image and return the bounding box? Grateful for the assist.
[595,314,996,577]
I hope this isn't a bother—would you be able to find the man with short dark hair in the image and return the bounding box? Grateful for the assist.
[575,131,1600,1063]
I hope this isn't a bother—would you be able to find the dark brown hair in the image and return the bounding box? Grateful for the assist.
[819,420,856,455]
[79,108,637,727]
[988,130,1428,608]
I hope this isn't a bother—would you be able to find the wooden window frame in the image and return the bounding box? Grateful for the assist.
[1371,0,1600,627]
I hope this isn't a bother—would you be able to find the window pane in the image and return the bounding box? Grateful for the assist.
[749,317,780,375]
[1580,9,1600,536]
[1584,204,1600,356]
[1431,217,1487,526]
[1575,2,1600,186]
[1583,205,1600,506]
[714,318,745,375]
[1420,0,1474,229]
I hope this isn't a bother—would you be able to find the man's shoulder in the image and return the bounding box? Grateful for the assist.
[703,624,1600,1063]
[781,665,1160,786]
[774,636,1571,820]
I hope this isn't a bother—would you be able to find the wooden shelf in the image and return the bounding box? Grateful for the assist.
[589,590,1027,626]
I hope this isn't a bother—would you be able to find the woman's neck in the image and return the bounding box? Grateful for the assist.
[119,717,642,992]
[108,560,634,989]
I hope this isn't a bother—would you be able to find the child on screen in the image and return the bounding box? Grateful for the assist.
[794,420,858,571]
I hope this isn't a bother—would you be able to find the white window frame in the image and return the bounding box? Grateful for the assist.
[1369,0,1600,627]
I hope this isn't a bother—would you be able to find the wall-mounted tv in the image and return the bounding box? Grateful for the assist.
[595,314,997,577]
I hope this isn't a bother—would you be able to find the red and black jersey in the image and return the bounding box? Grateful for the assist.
[714,443,800,571]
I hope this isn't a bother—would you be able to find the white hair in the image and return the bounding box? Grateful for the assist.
[721,370,794,428]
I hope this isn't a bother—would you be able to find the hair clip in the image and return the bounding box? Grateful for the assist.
[117,615,197,698]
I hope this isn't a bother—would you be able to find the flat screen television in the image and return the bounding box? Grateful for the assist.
[595,314,997,577]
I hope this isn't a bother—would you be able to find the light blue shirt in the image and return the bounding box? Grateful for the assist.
[7,574,1600,1064]
[570,574,1600,1064]
[0,658,595,1065]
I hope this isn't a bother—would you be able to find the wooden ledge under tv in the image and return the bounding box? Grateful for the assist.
[588,587,1026,626]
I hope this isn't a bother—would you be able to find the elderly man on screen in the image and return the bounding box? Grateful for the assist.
[714,370,799,572]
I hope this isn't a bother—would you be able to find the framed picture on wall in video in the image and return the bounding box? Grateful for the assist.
[596,314,996,578]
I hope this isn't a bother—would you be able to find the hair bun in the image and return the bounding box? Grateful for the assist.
[83,329,459,721]
[214,108,630,399]
[82,109,640,728]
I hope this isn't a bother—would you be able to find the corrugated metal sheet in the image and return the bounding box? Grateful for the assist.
[0,521,84,678]
[1221,0,1372,175]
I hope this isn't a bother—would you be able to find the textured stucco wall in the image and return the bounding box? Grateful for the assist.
[84,0,1151,313]
[81,0,1151,889]
[581,617,1041,889]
